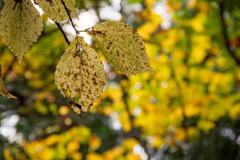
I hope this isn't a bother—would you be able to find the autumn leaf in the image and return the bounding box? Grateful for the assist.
[55,37,106,113]
[0,0,43,60]
[89,21,152,76]
[36,0,77,22]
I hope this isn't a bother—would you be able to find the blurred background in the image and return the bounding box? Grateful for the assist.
[1,0,240,159]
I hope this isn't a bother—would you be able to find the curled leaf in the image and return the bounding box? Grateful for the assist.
[89,21,152,76]
[55,37,106,113]
[36,0,77,22]
[0,0,43,60]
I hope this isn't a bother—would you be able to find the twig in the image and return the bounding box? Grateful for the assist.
[55,22,70,45]
[60,0,79,36]
[218,0,240,65]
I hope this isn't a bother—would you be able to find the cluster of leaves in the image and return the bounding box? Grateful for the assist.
[1,0,240,159]
[0,0,152,113]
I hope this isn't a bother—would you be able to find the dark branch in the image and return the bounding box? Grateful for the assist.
[218,1,240,65]
[55,22,70,45]
[60,0,79,36]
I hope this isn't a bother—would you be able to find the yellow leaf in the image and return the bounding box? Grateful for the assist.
[89,21,152,76]
[0,0,43,60]
[197,120,215,132]
[87,153,103,160]
[55,37,106,113]
[67,141,80,153]
[36,0,77,22]
[59,105,69,116]
[89,135,101,151]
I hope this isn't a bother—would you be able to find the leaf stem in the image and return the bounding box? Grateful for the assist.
[60,0,79,36]
[55,22,70,45]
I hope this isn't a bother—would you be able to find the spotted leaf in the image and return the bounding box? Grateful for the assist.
[55,37,106,113]
[89,21,152,76]
[36,0,77,22]
[0,0,43,60]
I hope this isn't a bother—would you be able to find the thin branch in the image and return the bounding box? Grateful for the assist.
[60,0,79,36]
[55,22,70,45]
[218,0,240,65]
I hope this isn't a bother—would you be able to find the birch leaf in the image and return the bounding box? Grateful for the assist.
[55,37,106,113]
[36,0,77,22]
[89,21,152,76]
[0,0,43,60]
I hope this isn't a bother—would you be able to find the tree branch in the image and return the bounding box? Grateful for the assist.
[55,22,70,45]
[218,0,240,65]
[60,0,79,36]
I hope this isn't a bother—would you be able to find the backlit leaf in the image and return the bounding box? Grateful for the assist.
[36,0,77,22]
[55,37,106,113]
[0,0,43,60]
[89,21,152,76]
